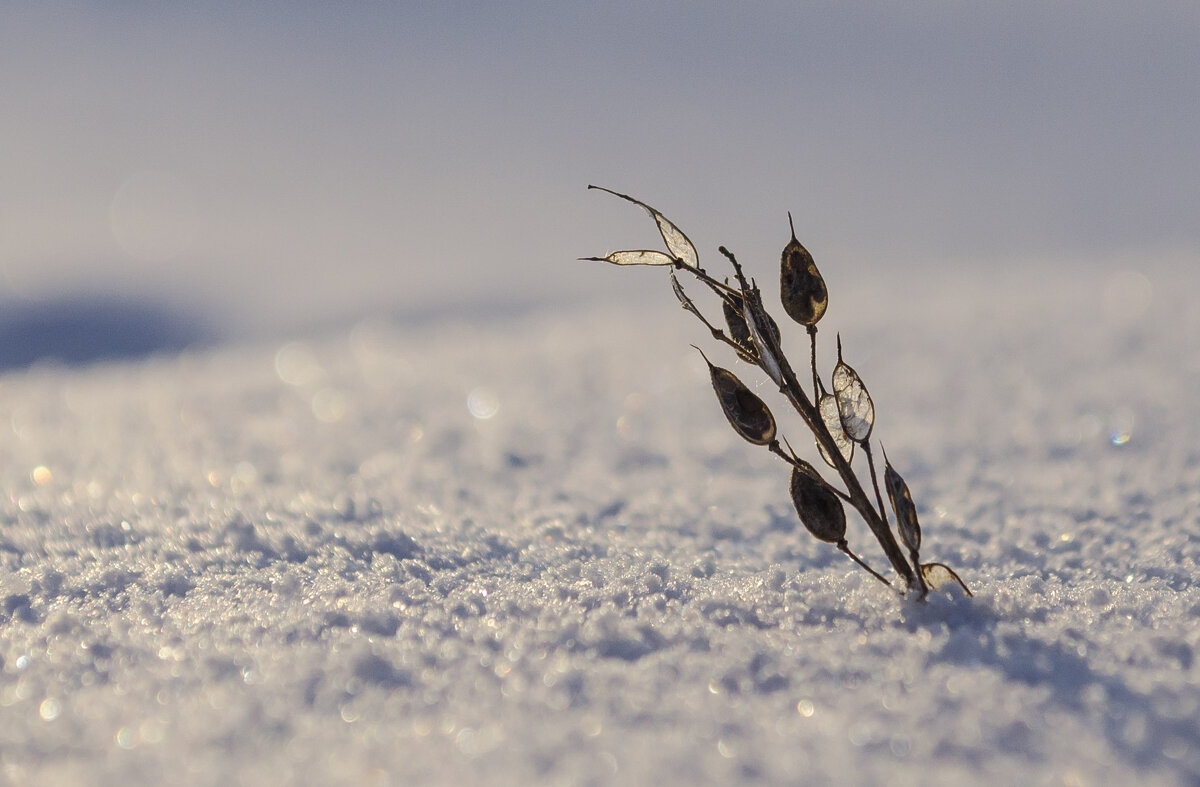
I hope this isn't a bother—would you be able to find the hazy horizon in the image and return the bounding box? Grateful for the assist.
[3,2,1196,337]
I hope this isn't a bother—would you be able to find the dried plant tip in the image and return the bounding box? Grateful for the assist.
[789,460,847,544]
[670,268,700,314]
[721,296,759,363]
[742,286,785,388]
[588,185,699,270]
[581,250,677,267]
[921,563,973,596]
[832,335,874,443]
[817,392,854,467]
[694,347,777,446]
[882,447,921,553]
[780,212,828,326]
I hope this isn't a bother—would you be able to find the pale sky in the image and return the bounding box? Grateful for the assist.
[2,3,1197,336]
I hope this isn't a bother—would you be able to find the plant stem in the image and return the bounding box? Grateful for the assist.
[740,291,926,597]
[838,541,891,586]
[686,254,927,598]
[863,443,890,536]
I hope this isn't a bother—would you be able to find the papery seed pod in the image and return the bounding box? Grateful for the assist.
[722,289,783,366]
[721,296,759,364]
[580,249,678,267]
[832,335,874,443]
[817,392,854,467]
[696,348,777,446]
[921,563,972,596]
[789,460,847,544]
[780,212,828,327]
[588,185,699,269]
[882,448,921,553]
[741,287,785,388]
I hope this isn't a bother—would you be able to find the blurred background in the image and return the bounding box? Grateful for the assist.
[2,2,1196,364]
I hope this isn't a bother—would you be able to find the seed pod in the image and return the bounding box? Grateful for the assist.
[696,348,776,446]
[921,562,972,596]
[721,296,759,364]
[779,212,828,326]
[722,290,782,365]
[789,460,846,544]
[882,448,921,553]
[817,392,854,467]
[741,287,785,388]
[580,249,678,267]
[832,335,874,443]
[588,185,699,269]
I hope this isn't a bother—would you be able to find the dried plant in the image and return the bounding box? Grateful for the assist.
[582,186,969,600]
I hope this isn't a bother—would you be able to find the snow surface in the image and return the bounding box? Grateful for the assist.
[1,263,1198,785]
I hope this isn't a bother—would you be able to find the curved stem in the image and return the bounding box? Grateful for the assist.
[838,541,891,587]
[744,293,925,597]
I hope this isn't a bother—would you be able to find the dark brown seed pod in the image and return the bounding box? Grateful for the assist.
[695,347,777,446]
[721,287,783,365]
[721,296,759,364]
[789,460,847,544]
[882,448,921,553]
[779,212,828,327]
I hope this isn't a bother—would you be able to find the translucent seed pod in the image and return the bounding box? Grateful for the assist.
[580,249,677,267]
[779,212,828,327]
[789,460,847,544]
[882,448,921,554]
[696,348,777,446]
[587,185,700,270]
[817,392,854,467]
[921,563,972,596]
[832,335,874,443]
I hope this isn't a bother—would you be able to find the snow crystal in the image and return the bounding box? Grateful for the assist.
[0,264,1198,785]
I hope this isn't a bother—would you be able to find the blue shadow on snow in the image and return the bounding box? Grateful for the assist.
[0,296,216,372]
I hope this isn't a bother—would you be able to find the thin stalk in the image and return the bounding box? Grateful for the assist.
[862,443,890,535]
[688,249,926,597]
[769,439,854,505]
[728,278,924,597]
[807,325,820,402]
[837,541,891,587]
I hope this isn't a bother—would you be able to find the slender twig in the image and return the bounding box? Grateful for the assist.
[807,325,820,402]
[863,443,890,534]
[838,541,892,587]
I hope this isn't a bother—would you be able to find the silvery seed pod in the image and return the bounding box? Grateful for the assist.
[832,336,874,443]
[789,460,847,544]
[780,213,828,327]
[817,392,854,467]
[697,349,777,446]
[882,449,921,553]
[921,562,972,596]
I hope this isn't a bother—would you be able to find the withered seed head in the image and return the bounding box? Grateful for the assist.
[695,347,777,446]
[882,447,921,553]
[780,212,828,327]
[789,460,847,544]
[721,296,759,364]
